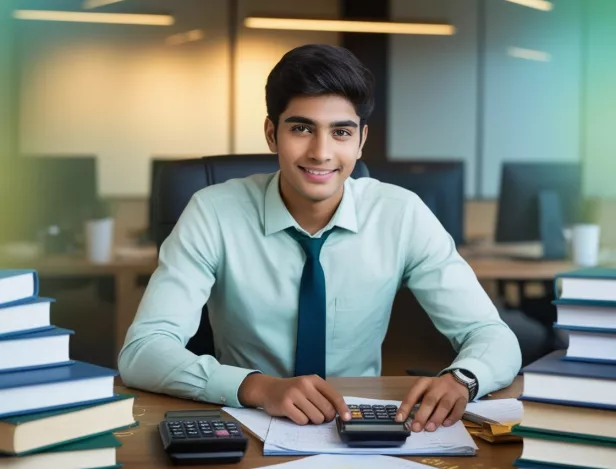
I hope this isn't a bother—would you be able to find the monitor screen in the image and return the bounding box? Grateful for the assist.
[6,156,99,243]
[495,162,582,243]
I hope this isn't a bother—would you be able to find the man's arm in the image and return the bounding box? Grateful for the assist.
[118,194,258,407]
[402,194,522,397]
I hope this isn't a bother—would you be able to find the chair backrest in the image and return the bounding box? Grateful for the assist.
[150,154,369,356]
[152,154,370,250]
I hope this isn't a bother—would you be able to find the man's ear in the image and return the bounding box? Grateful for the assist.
[358,124,369,159]
[264,117,278,152]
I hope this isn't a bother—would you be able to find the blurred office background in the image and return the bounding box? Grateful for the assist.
[1,0,615,372]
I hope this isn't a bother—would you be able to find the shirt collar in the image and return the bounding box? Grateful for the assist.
[263,171,359,236]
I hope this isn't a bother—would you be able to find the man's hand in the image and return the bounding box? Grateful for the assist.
[395,374,469,432]
[238,373,351,425]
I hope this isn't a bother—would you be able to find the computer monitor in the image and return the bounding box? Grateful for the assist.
[495,162,582,259]
[6,156,99,248]
[368,161,465,245]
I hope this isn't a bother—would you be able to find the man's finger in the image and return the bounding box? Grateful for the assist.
[295,394,327,424]
[305,387,337,422]
[443,397,467,427]
[285,402,310,425]
[315,380,351,421]
[396,378,430,422]
[425,396,456,432]
[411,390,442,432]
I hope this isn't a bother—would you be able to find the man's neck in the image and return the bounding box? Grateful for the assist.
[279,181,343,235]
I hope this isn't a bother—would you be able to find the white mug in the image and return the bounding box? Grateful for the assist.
[85,217,115,263]
[571,224,600,267]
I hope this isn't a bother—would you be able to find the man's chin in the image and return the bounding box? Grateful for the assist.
[300,187,341,203]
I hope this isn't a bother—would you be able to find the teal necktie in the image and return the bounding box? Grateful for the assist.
[286,227,335,378]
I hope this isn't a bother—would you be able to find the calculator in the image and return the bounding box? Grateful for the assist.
[158,409,248,465]
[336,404,411,447]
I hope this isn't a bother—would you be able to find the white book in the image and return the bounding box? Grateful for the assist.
[0,298,53,338]
[0,327,73,372]
[555,301,616,330]
[0,270,38,307]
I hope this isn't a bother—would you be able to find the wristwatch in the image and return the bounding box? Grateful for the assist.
[448,369,478,401]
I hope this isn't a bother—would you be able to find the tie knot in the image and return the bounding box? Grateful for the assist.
[286,227,335,259]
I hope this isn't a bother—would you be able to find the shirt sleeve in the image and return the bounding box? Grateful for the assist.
[401,194,522,398]
[118,193,259,407]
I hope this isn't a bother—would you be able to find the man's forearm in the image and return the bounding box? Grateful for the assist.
[118,333,258,407]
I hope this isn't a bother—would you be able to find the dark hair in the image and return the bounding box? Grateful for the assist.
[265,44,375,133]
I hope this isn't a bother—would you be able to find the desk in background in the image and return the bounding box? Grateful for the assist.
[3,245,611,367]
[115,376,523,469]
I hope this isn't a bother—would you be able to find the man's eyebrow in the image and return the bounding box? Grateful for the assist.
[283,116,358,128]
[330,120,358,129]
[284,116,315,125]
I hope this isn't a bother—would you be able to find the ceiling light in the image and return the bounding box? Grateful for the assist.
[244,17,455,35]
[13,10,174,26]
[508,46,551,61]
[165,29,205,46]
[82,0,124,9]
[505,0,553,11]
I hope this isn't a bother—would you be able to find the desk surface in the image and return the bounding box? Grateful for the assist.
[116,376,522,469]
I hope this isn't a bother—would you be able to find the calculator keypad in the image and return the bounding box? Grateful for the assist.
[167,420,243,439]
[348,404,399,421]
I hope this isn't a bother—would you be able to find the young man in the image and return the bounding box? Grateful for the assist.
[119,44,521,433]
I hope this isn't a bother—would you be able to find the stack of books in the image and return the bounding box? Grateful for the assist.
[0,269,136,468]
[513,267,616,469]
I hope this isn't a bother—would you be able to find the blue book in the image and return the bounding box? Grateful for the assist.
[552,298,616,332]
[552,324,616,365]
[0,361,118,418]
[0,297,54,339]
[514,461,574,469]
[554,267,616,302]
[0,270,39,308]
[521,349,616,409]
[0,327,74,374]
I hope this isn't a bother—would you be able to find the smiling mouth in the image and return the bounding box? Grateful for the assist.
[299,166,338,175]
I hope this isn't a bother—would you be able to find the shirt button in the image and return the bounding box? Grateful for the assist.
[220,397,226,403]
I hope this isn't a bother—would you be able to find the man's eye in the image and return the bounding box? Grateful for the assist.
[334,129,351,137]
[292,125,311,133]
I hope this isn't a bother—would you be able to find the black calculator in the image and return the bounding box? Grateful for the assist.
[336,404,411,447]
[158,409,248,465]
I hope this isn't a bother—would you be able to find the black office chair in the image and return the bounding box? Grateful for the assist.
[152,154,370,356]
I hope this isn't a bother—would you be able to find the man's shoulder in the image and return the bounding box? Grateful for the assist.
[192,172,275,206]
[349,175,422,208]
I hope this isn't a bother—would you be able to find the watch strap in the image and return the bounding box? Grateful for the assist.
[449,368,478,401]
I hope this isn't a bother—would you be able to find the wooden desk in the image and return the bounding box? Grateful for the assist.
[115,376,523,469]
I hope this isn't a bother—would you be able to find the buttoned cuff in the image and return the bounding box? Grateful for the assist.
[202,365,261,408]
[438,357,491,401]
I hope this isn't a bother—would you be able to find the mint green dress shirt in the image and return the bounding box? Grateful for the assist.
[118,171,521,408]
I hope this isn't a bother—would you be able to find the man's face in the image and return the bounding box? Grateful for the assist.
[264,94,368,204]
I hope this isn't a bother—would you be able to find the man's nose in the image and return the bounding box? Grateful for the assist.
[308,132,333,162]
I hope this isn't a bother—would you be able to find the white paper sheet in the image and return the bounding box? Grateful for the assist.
[224,395,477,457]
[253,454,438,469]
[464,398,523,424]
